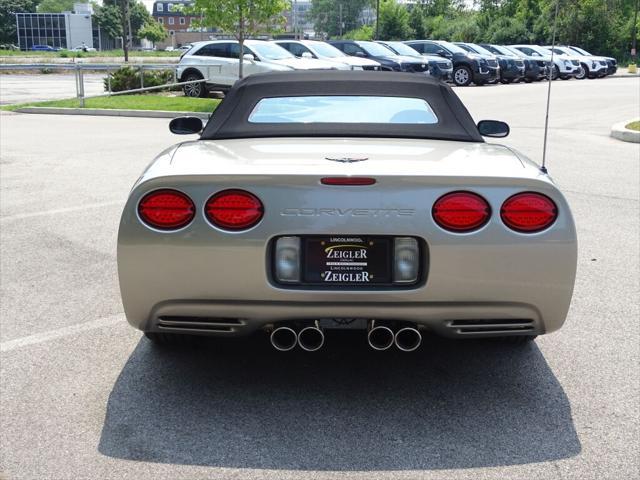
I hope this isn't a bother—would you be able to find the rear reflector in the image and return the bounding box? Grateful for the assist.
[501,192,557,232]
[432,191,490,232]
[205,189,264,230]
[321,177,376,186]
[138,189,195,230]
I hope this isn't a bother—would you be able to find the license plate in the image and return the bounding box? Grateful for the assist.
[303,236,391,285]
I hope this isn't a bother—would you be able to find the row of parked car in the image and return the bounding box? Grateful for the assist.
[176,38,618,97]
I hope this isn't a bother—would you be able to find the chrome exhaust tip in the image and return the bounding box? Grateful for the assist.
[270,327,298,352]
[297,325,325,352]
[367,325,395,351]
[395,327,422,352]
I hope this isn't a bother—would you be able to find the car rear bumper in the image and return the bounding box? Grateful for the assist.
[143,299,547,339]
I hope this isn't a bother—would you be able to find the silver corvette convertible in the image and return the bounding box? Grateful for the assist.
[117,71,577,352]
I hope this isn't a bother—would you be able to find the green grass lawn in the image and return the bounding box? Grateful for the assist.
[2,94,220,113]
[0,49,181,58]
[626,121,640,131]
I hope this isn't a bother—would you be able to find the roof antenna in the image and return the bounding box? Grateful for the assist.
[541,0,561,174]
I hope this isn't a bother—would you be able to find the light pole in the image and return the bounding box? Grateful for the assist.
[632,0,638,66]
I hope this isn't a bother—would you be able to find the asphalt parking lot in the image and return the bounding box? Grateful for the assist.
[1,77,639,480]
[0,73,104,105]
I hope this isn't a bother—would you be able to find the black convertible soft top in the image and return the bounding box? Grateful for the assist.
[200,71,484,142]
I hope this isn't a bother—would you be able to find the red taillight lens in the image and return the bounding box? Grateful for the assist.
[138,189,195,230]
[501,192,557,232]
[433,191,491,232]
[205,189,263,230]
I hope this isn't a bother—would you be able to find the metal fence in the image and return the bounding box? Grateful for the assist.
[0,62,222,106]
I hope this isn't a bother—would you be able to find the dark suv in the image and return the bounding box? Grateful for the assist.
[404,40,496,86]
[376,40,453,82]
[329,40,430,74]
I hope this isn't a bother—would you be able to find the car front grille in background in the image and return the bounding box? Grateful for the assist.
[515,60,524,67]
[487,59,498,68]
[571,60,580,66]
[404,63,429,73]
[446,319,535,335]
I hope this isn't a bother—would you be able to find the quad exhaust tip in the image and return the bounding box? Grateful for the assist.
[270,326,298,352]
[395,327,422,352]
[297,325,325,352]
[367,325,395,351]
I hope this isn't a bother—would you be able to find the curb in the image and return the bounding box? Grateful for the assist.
[13,107,210,119]
[611,119,640,143]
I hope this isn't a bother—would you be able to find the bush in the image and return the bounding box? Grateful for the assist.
[104,66,175,92]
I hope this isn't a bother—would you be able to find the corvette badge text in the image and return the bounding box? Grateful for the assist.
[280,208,415,217]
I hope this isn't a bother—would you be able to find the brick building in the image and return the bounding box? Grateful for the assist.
[152,0,200,34]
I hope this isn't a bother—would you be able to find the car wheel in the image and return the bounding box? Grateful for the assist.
[576,64,588,80]
[144,331,195,346]
[182,72,206,98]
[551,65,560,80]
[453,66,472,86]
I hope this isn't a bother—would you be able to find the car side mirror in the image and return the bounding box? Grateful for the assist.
[354,51,366,58]
[301,51,313,59]
[243,53,256,63]
[169,116,203,135]
[477,120,510,138]
[437,49,449,58]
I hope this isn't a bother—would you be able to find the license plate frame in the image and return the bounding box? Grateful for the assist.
[302,235,392,286]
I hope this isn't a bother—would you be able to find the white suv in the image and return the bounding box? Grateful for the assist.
[177,40,337,97]
[545,45,608,79]
[510,44,582,80]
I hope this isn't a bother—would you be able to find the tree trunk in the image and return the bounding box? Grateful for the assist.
[238,9,244,79]
[122,0,130,62]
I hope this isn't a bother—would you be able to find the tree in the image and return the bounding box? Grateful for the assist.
[378,0,413,40]
[138,20,168,45]
[37,0,75,13]
[310,0,372,37]
[95,0,152,61]
[0,0,38,44]
[189,0,289,78]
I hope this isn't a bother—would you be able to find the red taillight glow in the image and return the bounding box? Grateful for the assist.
[321,177,376,186]
[205,189,263,230]
[501,192,557,232]
[138,189,195,230]
[432,191,491,232]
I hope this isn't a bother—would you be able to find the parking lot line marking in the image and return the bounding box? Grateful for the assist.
[0,201,123,223]
[0,314,125,353]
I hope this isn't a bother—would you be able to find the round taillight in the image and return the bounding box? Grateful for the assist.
[138,189,195,230]
[501,192,557,233]
[205,189,263,230]
[433,191,491,232]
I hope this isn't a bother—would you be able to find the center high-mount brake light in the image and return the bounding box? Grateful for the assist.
[138,189,195,230]
[321,177,376,186]
[205,189,264,231]
[432,191,490,232]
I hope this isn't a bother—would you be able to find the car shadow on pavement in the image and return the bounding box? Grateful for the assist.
[98,332,581,470]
